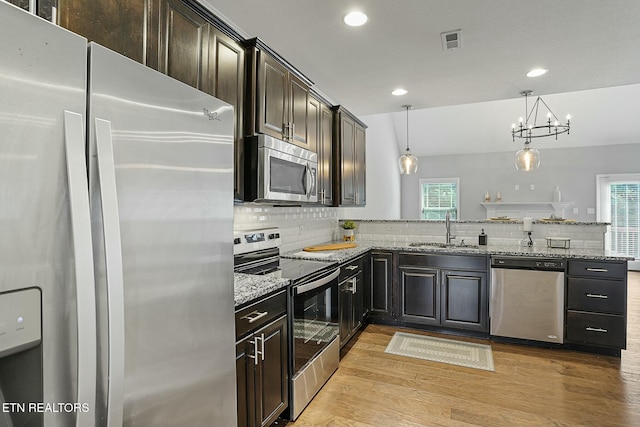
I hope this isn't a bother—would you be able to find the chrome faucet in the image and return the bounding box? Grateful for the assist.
[445,210,456,245]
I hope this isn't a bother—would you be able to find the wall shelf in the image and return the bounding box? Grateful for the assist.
[481,201,574,219]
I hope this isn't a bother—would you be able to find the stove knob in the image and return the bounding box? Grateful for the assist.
[234,238,241,245]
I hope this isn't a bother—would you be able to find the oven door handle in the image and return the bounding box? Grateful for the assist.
[294,268,340,295]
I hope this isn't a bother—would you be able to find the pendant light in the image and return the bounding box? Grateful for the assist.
[511,90,570,171]
[399,105,418,175]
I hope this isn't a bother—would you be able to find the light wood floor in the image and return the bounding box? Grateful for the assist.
[287,272,640,427]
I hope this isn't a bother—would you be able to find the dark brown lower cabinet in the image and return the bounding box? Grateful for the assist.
[565,259,627,350]
[236,314,288,427]
[441,270,488,331]
[398,254,489,333]
[369,251,394,322]
[236,290,288,427]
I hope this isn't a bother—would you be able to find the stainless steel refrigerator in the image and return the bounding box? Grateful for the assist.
[0,3,237,427]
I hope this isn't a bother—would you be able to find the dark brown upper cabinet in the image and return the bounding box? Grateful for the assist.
[308,93,334,205]
[57,0,148,63]
[244,38,313,152]
[333,106,367,206]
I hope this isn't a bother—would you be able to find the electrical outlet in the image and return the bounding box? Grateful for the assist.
[299,225,304,235]
[587,208,595,215]
[514,184,520,191]
[530,184,535,191]
[573,208,579,214]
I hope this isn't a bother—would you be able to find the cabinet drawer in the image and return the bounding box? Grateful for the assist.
[567,260,626,279]
[566,311,626,348]
[567,277,625,314]
[340,256,363,281]
[235,290,287,340]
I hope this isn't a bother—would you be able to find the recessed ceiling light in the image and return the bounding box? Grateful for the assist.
[344,11,368,27]
[527,68,548,77]
[392,88,408,96]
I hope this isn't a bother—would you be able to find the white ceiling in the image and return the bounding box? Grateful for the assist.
[202,0,640,156]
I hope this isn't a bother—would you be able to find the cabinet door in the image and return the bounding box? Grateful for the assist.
[319,104,334,205]
[212,30,245,201]
[258,53,288,138]
[400,267,440,325]
[255,315,288,427]
[307,96,320,155]
[289,74,309,147]
[236,335,256,427]
[155,0,210,93]
[58,0,147,63]
[353,270,364,329]
[370,252,393,317]
[339,280,353,346]
[339,115,356,204]
[441,270,488,332]
[354,123,366,206]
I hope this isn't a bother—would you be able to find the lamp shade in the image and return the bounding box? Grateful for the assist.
[399,151,418,174]
[515,146,540,171]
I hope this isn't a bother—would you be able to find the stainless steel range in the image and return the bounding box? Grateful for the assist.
[234,228,340,420]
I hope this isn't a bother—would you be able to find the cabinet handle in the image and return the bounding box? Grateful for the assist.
[350,278,357,294]
[242,310,268,323]
[586,267,608,273]
[291,122,295,139]
[586,327,608,333]
[586,293,608,299]
[283,123,290,140]
[346,265,358,271]
[259,333,265,361]
[248,335,261,365]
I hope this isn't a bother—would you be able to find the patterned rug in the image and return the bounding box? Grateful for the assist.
[384,332,495,371]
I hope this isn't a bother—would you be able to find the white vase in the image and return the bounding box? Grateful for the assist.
[343,229,355,242]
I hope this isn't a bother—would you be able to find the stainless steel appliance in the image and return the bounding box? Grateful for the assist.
[288,267,340,420]
[490,257,565,344]
[1,4,237,426]
[244,134,318,203]
[233,229,340,421]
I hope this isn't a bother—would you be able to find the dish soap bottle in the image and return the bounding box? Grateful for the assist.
[479,229,487,246]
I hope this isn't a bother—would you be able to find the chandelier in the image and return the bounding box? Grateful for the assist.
[511,90,571,171]
[398,105,418,174]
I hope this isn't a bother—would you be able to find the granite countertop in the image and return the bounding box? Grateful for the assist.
[236,239,631,309]
[347,219,610,226]
[234,272,289,308]
[282,240,633,262]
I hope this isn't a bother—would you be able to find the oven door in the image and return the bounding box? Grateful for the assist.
[289,267,340,420]
[258,135,317,203]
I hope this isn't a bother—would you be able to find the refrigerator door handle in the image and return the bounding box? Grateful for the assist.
[64,111,98,427]
[95,118,126,427]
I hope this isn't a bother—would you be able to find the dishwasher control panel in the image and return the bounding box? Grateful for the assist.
[491,256,565,271]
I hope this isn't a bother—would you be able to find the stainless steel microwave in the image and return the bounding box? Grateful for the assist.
[245,134,318,203]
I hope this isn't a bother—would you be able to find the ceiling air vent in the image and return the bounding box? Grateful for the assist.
[441,29,462,50]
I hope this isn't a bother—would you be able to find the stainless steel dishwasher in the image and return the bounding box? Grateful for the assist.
[490,257,565,344]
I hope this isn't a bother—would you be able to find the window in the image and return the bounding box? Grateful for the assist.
[420,178,459,220]
[597,174,640,270]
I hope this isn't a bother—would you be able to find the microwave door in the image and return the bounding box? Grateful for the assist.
[264,151,310,202]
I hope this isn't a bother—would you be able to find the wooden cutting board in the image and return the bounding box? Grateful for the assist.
[303,242,358,252]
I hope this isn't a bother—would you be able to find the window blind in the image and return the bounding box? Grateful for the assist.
[610,183,639,259]
[421,182,458,220]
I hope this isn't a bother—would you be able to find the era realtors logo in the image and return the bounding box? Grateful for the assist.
[203,108,222,121]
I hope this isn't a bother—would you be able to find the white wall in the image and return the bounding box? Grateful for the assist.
[339,112,402,220]
[400,143,640,220]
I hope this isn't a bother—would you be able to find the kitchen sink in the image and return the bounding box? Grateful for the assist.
[409,242,479,249]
